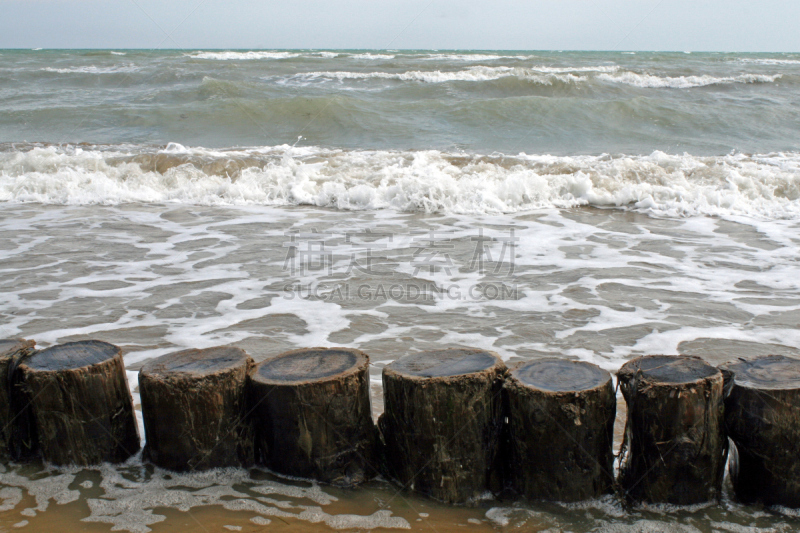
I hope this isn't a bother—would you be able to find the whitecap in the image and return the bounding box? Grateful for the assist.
[350,53,396,60]
[738,58,800,66]
[417,53,533,61]
[283,66,587,84]
[598,71,781,88]
[188,51,300,60]
[41,65,140,74]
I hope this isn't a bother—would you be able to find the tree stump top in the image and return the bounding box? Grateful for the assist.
[618,355,719,385]
[386,348,501,378]
[141,346,250,378]
[252,347,368,385]
[24,340,119,371]
[511,358,611,392]
[722,355,800,391]
[1,339,34,356]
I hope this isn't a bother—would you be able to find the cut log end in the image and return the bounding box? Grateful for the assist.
[141,346,251,377]
[512,358,610,392]
[26,340,119,371]
[141,346,254,471]
[380,348,506,504]
[723,355,800,507]
[618,354,718,385]
[505,359,615,502]
[248,347,375,486]
[253,347,366,384]
[617,355,726,505]
[21,340,139,466]
[386,347,501,378]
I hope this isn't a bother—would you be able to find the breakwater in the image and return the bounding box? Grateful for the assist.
[3,338,799,509]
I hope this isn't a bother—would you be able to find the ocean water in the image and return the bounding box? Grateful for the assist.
[2,49,800,532]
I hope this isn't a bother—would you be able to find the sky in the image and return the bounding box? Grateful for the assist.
[1,0,799,51]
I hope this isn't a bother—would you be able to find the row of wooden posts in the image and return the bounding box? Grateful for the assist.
[1,338,799,507]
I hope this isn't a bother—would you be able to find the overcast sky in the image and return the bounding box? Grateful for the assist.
[1,0,799,51]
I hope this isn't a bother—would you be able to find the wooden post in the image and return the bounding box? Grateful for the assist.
[0,339,37,460]
[19,340,140,466]
[723,355,800,507]
[379,348,506,504]
[504,358,615,501]
[248,347,376,486]
[617,355,727,505]
[139,346,254,471]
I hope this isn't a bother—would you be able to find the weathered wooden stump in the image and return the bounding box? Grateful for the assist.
[19,340,140,466]
[722,355,800,507]
[140,346,254,471]
[0,339,37,460]
[248,347,376,486]
[379,348,506,504]
[617,355,726,505]
[504,358,615,502]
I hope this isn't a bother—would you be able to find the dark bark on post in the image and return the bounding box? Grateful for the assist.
[248,347,376,487]
[140,346,254,471]
[379,348,506,504]
[617,355,727,505]
[0,339,37,461]
[504,358,615,502]
[19,340,140,466]
[722,355,800,507]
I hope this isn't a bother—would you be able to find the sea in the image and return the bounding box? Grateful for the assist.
[2,49,800,532]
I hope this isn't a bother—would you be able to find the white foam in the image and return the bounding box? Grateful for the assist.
[738,58,800,65]
[80,465,410,532]
[0,461,413,533]
[110,51,127,56]
[597,520,702,532]
[530,65,618,73]
[3,146,800,219]
[485,507,542,527]
[188,51,300,60]
[0,468,81,512]
[41,65,140,74]
[0,487,23,512]
[287,66,593,84]
[417,53,533,61]
[598,72,781,88]
[351,53,396,60]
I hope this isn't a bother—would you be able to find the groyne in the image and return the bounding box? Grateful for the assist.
[2,338,798,508]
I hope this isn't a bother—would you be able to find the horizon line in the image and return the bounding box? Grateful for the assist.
[1,47,799,54]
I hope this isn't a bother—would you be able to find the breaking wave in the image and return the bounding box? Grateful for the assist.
[188,51,301,60]
[40,65,141,74]
[598,72,782,89]
[2,143,800,219]
[276,67,783,88]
